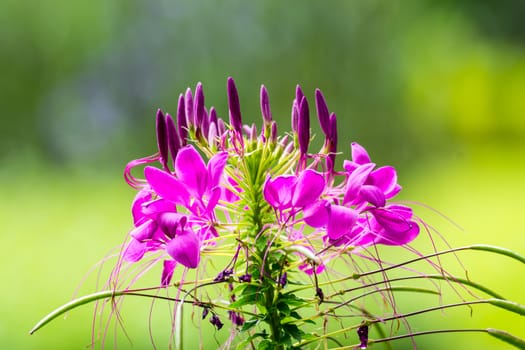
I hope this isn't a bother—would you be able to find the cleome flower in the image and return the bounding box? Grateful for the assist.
[31,77,525,350]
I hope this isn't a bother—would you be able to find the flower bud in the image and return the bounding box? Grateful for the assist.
[156,109,169,171]
[227,77,243,135]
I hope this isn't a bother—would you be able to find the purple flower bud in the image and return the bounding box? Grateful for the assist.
[315,287,324,303]
[156,109,169,171]
[298,96,310,155]
[208,121,217,147]
[279,272,287,287]
[209,107,218,126]
[210,314,223,330]
[270,121,277,143]
[295,84,304,106]
[214,268,233,282]
[201,107,210,139]
[194,82,205,128]
[260,85,272,124]
[327,113,338,171]
[315,89,331,137]
[329,113,337,152]
[202,307,210,320]
[184,87,194,127]
[176,94,188,146]
[357,324,369,349]
[217,118,226,137]
[166,114,180,167]
[291,100,299,133]
[228,311,245,327]
[239,274,252,283]
[227,77,243,134]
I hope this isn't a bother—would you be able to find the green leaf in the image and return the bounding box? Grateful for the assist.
[240,318,259,332]
[283,323,304,342]
[487,329,525,349]
[487,299,525,316]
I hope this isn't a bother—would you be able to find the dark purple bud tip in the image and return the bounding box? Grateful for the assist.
[295,84,304,106]
[202,307,210,320]
[239,274,252,283]
[227,77,243,134]
[194,82,205,127]
[315,287,324,303]
[358,324,369,349]
[279,272,287,287]
[329,112,338,153]
[176,94,188,145]
[156,109,169,171]
[210,314,223,330]
[228,311,245,327]
[315,89,330,137]
[214,268,233,282]
[166,114,180,164]
[298,96,310,155]
[260,85,272,124]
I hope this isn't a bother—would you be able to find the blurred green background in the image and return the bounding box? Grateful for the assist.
[1,0,524,349]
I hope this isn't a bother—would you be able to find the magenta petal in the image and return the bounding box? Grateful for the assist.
[161,260,177,286]
[123,239,146,262]
[206,186,222,211]
[369,166,401,199]
[175,145,208,197]
[327,205,358,240]
[144,166,189,205]
[130,219,158,241]
[158,212,187,239]
[303,200,330,228]
[351,142,371,164]
[263,175,296,209]
[292,170,325,208]
[344,163,375,204]
[142,198,175,217]
[166,231,200,268]
[207,151,228,189]
[371,206,420,245]
[131,189,152,225]
[360,185,386,207]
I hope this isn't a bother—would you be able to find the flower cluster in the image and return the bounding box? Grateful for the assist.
[116,77,427,348]
[123,78,420,286]
[31,78,525,350]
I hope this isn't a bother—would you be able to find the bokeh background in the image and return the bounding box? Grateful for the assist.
[2,0,524,349]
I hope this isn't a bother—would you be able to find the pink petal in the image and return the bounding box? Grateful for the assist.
[263,175,296,209]
[351,142,371,164]
[344,163,375,204]
[131,189,152,225]
[327,205,358,240]
[207,151,228,189]
[292,170,325,208]
[370,206,420,245]
[359,185,386,207]
[368,166,401,199]
[161,260,177,286]
[123,239,146,262]
[303,200,330,228]
[130,219,158,241]
[175,145,208,197]
[158,212,187,239]
[142,198,176,217]
[166,231,200,268]
[144,166,189,205]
